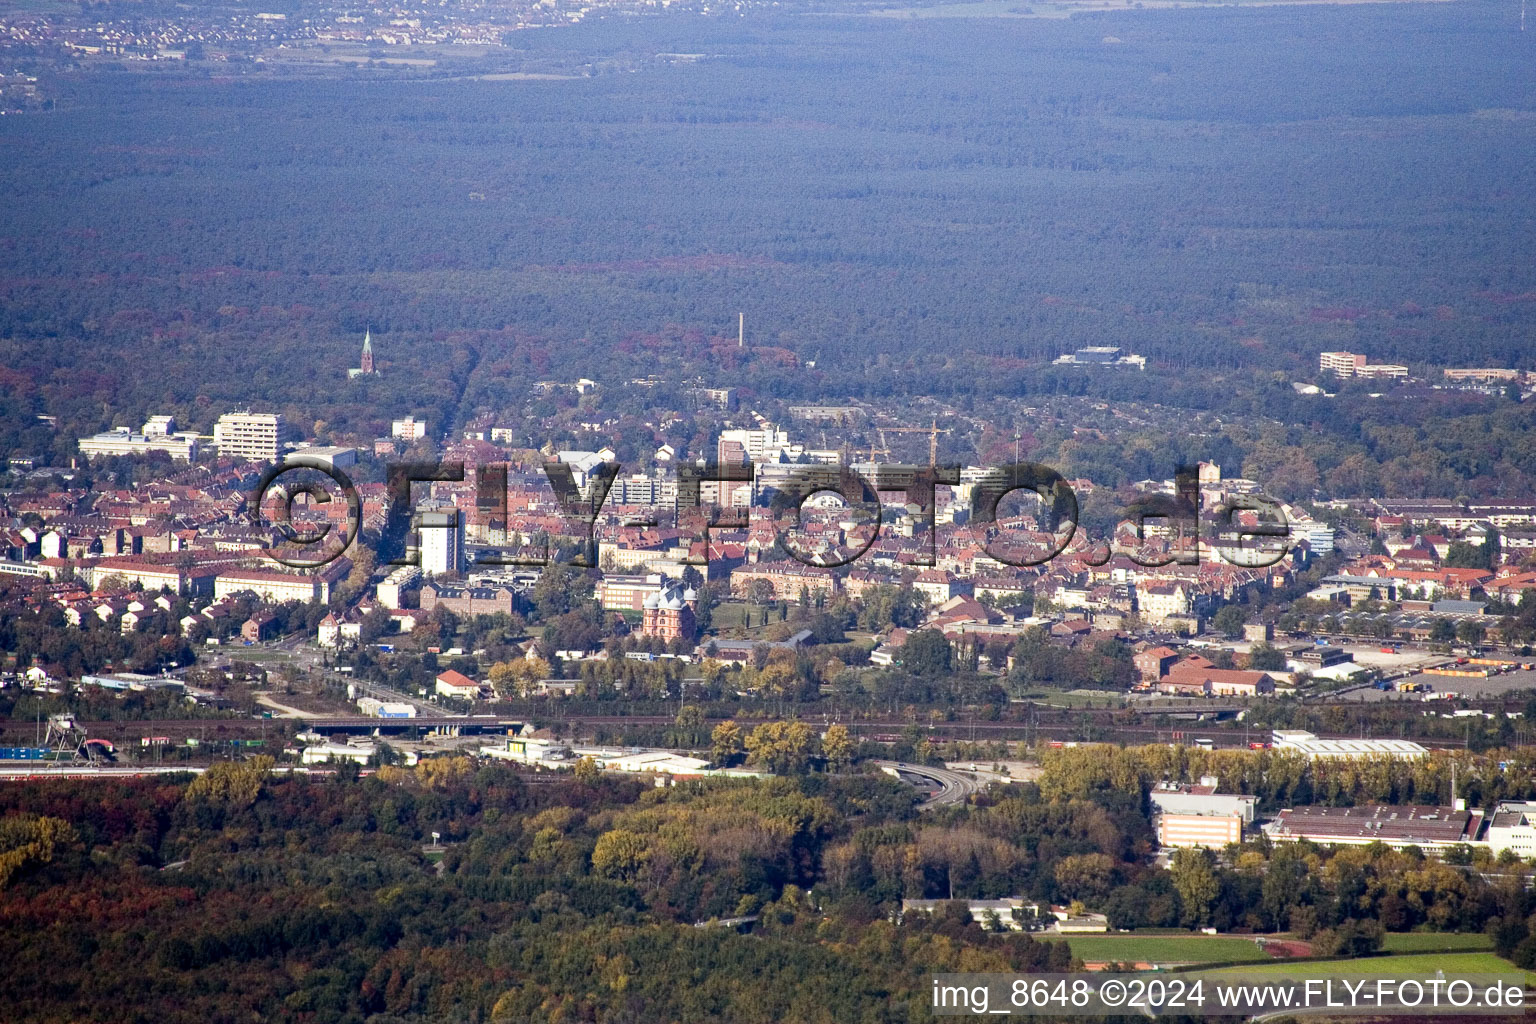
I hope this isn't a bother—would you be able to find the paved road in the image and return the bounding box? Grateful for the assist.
[254,694,322,719]
[873,759,988,808]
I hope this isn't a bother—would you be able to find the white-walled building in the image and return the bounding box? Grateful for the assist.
[1149,779,1255,849]
[1271,729,1427,760]
[418,509,465,577]
[392,416,428,442]
[301,742,376,765]
[435,669,481,700]
[717,424,791,464]
[214,569,322,604]
[214,412,286,462]
[1484,802,1536,859]
[1264,804,1480,854]
[377,566,421,609]
[78,415,200,461]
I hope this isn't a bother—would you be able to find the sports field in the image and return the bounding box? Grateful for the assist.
[1381,932,1494,953]
[1067,936,1268,964]
[1200,952,1534,985]
[1070,932,1495,967]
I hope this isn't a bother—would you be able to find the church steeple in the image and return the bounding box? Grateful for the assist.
[348,327,378,379]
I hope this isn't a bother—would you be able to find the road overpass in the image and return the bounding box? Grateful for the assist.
[873,759,988,808]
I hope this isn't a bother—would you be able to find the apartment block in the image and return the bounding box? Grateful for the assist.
[213,411,286,462]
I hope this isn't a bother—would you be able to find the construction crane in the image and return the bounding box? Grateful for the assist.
[840,436,890,466]
[877,417,949,464]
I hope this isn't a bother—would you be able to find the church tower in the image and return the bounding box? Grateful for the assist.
[349,328,378,378]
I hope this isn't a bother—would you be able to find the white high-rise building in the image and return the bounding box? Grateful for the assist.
[717,424,791,465]
[392,416,428,442]
[213,412,286,462]
[418,509,465,577]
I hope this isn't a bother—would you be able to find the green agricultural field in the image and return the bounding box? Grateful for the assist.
[1381,933,1494,953]
[1067,935,1268,964]
[1200,952,1534,986]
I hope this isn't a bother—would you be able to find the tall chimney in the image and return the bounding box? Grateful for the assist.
[738,312,745,348]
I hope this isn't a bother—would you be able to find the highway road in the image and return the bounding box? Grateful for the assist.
[873,759,988,808]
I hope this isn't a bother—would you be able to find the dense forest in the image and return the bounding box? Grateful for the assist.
[0,3,1534,474]
[6,752,1536,1022]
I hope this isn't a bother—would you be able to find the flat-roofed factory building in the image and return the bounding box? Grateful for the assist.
[1263,804,1481,855]
[1271,729,1427,760]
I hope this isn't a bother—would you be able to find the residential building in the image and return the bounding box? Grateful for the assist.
[1138,582,1192,624]
[214,568,322,604]
[912,568,966,605]
[376,566,421,609]
[213,411,286,462]
[730,563,837,600]
[83,558,212,595]
[717,424,791,465]
[610,473,678,507]
[392,415,428,442]
[241,612,279,642]
[418,509,465,577]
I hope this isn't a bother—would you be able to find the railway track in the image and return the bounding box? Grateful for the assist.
[0,706,1503,752]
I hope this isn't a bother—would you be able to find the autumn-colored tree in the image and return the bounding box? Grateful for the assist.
[745,721,816,775]
[417,756,476,791]
[185,755,273,807]
[821,723,854,770]
[710,720,744,766]
[1170,847,1219,927]
[591,828,649,880]
[1053,852,1116,904]
[488,656,550,698]
[0,815,79,889]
